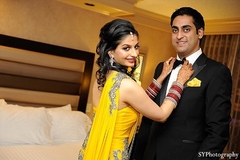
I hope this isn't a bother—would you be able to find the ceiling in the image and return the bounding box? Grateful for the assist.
[136,0,240,20]
[57,0,240,34]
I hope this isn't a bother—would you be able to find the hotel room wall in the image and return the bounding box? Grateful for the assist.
[0,0,175,107]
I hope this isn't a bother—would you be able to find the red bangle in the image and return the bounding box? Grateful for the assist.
[146,79,162,99]
[165,81,183,107]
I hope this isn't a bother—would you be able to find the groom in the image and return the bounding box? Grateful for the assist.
[132,7,232,160]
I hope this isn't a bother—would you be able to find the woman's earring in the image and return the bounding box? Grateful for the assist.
[127,67,132,73]
[109,56,114,67]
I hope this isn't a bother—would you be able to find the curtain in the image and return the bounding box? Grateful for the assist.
[202,34,240,155]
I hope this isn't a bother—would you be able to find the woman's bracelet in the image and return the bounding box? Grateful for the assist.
[165,81,184,107]
[146,78,162,99]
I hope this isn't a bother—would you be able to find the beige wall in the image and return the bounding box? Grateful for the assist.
[0,0,175,107]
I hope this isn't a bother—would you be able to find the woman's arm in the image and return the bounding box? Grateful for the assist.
[122,60,194,122]
[146,57,176,99]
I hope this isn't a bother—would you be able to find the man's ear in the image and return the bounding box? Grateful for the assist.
[198,28,204,39]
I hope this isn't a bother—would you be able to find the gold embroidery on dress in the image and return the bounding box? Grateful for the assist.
[78,113,95,159]
[112,138,129,160]
[78,72,132,160]
[109,73,127,115]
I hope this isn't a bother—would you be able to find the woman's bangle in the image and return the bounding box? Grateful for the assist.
[165,81,184,107]
[146,78,162,99]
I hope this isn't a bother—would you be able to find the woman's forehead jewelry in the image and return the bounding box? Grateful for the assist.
[130,32,134,41]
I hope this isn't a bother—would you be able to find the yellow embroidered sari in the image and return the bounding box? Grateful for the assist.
[79,72,139,160]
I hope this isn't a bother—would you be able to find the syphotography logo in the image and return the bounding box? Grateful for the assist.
[198,151,239,159]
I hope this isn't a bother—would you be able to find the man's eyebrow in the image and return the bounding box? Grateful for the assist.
[172,25,192,29]
[171,26,178,29]
[182,25,192,28]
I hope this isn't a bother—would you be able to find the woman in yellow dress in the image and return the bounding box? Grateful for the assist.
[78,19,194,160]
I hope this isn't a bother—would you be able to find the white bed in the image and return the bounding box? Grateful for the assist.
[0,99,91,160]
[0,34,94,160]
[0,142,82,160]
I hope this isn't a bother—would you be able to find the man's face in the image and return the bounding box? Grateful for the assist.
[171,15,203,58]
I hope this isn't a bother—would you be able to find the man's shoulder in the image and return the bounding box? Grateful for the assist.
[204,56,231,74]
[200,53,225,67]
[205,56,228,68]
[155,61,164,69]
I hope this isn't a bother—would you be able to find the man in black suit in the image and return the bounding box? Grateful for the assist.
[132,7,232,160]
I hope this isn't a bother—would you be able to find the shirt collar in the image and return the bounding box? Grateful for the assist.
[176,48,202,64]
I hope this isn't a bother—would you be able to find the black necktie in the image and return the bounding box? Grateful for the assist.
[173,58,186,69]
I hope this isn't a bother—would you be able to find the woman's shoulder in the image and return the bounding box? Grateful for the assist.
[120,76,142,93]
[108,72,139,90]
[115,72,131,79]
[109,72,132,83]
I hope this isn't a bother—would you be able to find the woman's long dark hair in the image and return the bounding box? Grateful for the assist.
[96,19,139,89]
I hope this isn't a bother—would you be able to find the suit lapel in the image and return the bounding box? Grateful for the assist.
[185,53,207,86]
[159,75,170,104]
[158,53,208,104]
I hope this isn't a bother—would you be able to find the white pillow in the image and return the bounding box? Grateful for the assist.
[0,99,71,111]
[46,104,72,111]
[0,99,7,106]
[0,104,52,145]
[47,110,92,142]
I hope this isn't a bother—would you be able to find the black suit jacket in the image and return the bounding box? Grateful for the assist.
[132,53,232,160]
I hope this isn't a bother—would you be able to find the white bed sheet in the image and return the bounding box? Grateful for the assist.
[0,142,82,160]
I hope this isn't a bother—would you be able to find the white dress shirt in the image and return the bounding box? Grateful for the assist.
[166,48,202,95]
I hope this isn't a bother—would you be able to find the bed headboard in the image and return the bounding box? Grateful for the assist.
[0,34,94,112]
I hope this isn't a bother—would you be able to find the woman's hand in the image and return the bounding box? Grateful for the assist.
[176,60,194,85]
[156,57,176,84]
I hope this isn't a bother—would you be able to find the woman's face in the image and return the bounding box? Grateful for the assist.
[109,34,139,68]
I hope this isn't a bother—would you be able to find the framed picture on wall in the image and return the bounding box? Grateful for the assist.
[134,53,145,84]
